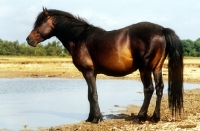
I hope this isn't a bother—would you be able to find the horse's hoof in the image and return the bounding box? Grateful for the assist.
[86,115,93,122]
[91,117,103,124]
[86,119,92,122]
[86,115,103,124]
[150,114,160,123]
[138,114,147,123]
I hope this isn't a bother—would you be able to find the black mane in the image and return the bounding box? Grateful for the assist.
[34,9,105,42]
[34,9,88,28]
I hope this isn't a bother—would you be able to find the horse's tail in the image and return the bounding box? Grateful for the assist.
[163,28,183,117]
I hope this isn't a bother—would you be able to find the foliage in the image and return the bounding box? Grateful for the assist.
[0,38,200,57]
[0,39,70,56]
[181,38,200,57]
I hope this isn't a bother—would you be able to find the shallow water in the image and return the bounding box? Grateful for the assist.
[0,78,199,130]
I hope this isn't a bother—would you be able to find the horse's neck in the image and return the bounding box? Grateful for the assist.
[55,25,106,55]
[65,42,75,55]
[56,37,73,55]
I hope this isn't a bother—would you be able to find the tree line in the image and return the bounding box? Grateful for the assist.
[182,38,200,57]
[0,39,69,56]
[0,38,200,57]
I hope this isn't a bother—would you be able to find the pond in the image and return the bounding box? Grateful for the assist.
[0,78,200,130]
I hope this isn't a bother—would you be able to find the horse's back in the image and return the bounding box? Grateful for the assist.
[129,22,167,70]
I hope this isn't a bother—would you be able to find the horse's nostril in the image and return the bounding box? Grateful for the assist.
[26,36,30,41]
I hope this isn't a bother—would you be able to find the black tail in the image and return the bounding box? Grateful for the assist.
[163,28,183,117]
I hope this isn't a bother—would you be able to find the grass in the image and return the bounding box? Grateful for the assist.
[0,56,200,64]
[183,57,200,64]
[0,56,72,63]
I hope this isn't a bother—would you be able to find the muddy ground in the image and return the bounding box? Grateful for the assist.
[0,57,200,130]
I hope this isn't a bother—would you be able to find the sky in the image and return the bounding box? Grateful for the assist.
[0,0,200,44]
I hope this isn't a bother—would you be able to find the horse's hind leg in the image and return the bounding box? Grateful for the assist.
[138,70,154,122]
[151,67,164,122]
[82,71,103,123]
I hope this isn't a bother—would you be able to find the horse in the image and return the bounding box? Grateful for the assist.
[26,7,183,123]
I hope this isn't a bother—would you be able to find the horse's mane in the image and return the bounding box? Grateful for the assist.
[34,9,88,28]
[34,9,105,41]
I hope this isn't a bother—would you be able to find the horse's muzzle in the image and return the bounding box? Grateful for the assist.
[26,36,37,47]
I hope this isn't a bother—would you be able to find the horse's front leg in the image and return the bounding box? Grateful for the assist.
[138,70,154,122]
[82,71,103,123]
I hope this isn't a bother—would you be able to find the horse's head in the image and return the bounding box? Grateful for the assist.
[26,7,54,47]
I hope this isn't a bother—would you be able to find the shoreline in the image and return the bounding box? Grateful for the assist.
[27,88,200,131]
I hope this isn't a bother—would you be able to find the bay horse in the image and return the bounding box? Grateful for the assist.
[26,7,183,123]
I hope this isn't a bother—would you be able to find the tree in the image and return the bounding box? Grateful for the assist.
[181,39,193,56]
[194,38,200,56]
[45,41,63,56]
[34,44,47,56]
[18,43,28,55]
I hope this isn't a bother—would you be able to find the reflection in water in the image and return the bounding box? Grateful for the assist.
[0,78,199,130]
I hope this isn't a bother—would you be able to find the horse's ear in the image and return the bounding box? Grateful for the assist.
[43,7,49,16]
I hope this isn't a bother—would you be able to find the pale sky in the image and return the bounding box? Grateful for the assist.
[0,0,200,44]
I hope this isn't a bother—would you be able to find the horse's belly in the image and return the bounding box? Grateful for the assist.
[94,38,136,76]
[98,56,137,76]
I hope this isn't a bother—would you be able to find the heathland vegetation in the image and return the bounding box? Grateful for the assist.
[0,38,200,56]
[0,39,69,56]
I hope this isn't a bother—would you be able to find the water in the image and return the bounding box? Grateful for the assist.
[0,78,199,130]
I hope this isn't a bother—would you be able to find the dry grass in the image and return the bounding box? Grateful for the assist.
[0,56,200,83]
[0,56,200,64]
[0,56,72,63]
